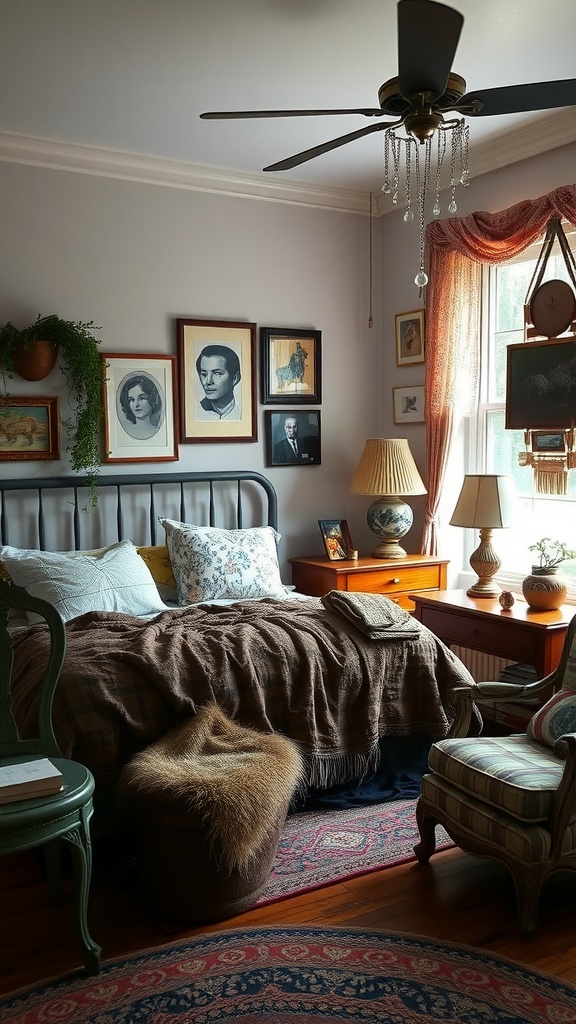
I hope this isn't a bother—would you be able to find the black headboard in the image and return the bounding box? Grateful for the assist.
[0,471,278,551]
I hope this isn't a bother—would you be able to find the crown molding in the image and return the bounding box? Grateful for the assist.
[0,131,370,215]
[0,109,574,219]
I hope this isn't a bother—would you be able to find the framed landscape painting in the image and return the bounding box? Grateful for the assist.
[0,396,60,461]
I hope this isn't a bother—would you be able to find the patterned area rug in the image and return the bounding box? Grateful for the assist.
[3,926,575,1023]
[256,797,453,905]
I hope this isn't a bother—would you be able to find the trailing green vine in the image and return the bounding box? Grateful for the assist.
[0,314,104,505]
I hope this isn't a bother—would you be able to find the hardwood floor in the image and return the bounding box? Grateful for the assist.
[1,834,576,996]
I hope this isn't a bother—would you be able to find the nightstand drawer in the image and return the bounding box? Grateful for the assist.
[346,564,442,596]
[419,608,538,663]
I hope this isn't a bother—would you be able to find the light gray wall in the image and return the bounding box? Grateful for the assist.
[0,161,382,573]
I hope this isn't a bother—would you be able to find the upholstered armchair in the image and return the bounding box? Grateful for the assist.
[414,614,576,935]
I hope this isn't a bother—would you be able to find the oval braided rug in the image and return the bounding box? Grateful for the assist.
[2,926,575,1023]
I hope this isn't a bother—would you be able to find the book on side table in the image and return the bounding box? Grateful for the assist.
[0,758,64,804]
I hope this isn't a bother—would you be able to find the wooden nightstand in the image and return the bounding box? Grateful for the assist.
[289,555,448,611]
[410,589,576,677]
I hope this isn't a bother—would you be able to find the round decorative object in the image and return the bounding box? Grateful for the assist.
[367,496,413,559]
[521,566,567,611]
[13,338,58,381]
[498,590,515,610]
[529,279,576,338]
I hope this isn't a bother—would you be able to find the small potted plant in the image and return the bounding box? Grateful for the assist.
[522,537,576,611]
[0,313,104,503]
[528,537,576,572]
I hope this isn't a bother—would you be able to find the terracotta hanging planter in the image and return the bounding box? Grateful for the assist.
[13,338,58,381]
[522,566,567,611]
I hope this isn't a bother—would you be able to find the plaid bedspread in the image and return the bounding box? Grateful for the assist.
[11,598,474,788]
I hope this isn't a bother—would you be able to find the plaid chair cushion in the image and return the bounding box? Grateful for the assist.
[427,733,564,822]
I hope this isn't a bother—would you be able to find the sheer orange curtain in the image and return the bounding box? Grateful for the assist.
[422,182,576,555]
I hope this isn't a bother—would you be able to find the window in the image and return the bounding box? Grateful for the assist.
[470,228,576,591]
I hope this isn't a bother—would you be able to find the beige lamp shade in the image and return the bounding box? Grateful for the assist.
[349,438,426,559]
[350,438,427,496]
[450,474,517,598]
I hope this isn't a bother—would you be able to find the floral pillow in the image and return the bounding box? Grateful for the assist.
[159,519,286,604]
[527,688,576,749]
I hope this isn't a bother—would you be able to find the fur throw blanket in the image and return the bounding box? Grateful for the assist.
[118,705,304,873]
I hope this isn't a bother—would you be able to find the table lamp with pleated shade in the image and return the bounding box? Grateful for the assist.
[449,474,517,597]
[349,438,427,559]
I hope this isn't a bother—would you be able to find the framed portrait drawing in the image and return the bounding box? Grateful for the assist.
[260,327,321,404]
[318,519,355,560]
[395,309,425,366]
[177,318,257,443]
[102,353,178,463]
[393,385,425,423]
[265,410,321,467]
[0,396,60,461]
[506,338,576,429]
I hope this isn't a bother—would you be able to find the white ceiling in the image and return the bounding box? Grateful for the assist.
[1,0,576,204]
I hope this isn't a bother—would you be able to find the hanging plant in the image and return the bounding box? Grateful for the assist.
[0,314,104,504]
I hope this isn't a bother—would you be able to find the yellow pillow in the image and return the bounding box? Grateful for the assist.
[137,545,177,603]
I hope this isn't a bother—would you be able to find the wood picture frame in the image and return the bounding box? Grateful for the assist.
[177,318,257,443]
[506,337,576,429]
[395,308,425,366]
[102,353,178,463]
[0,396,60,461]
[393,385,425,423]
[265,410,321,466]
[260,326,321,404]
[530,430,567,453]
[318,519,355,560]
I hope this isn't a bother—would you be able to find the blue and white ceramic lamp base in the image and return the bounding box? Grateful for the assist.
[367,496,414,559]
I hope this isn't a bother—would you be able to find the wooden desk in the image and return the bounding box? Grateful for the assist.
[410,589,576,677]
[290,555,448,611]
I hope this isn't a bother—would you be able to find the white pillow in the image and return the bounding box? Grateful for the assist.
[0,540,167,622]
[159,518,286,604]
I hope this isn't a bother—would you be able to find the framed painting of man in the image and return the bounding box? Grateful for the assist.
[102,353,178,463]
[260,327,321,405]
[177,318,257,443]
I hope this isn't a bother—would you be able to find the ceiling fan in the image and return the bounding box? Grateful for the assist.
[200,0,576,286]
[200,0,576,173]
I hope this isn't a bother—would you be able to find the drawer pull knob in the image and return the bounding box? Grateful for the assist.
[392,577,400,585]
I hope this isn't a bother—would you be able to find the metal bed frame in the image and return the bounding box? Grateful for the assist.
[0,470,278,550]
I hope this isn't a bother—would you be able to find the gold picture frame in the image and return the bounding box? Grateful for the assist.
[395,308,425,366]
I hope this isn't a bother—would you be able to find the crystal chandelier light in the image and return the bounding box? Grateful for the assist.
[382,118,470,288]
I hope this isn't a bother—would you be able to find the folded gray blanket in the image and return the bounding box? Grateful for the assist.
[321,589,422,639]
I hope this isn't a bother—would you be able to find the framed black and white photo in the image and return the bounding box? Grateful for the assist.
[177,318,257,443]
[393,385,425,423]
[506,338,576,429]
[102,353,178,463]
[265,410,321,466]
[260,327,321,404]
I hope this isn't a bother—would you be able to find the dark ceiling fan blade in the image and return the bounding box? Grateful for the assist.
[200,107,385,119]
[460,79,576,117]
[397,0,463,100]
[263,122,391,172]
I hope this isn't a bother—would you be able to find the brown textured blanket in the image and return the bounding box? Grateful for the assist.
[11,597,474,789]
